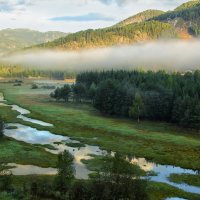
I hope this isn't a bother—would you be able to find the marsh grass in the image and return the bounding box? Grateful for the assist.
[169,173,200,187]
[0,82,200,171]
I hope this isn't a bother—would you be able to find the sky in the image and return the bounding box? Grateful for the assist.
[0,0,189,33]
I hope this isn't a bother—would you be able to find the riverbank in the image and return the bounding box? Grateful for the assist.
[0,82,200,171]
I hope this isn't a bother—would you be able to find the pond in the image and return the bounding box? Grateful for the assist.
[11,105,53,127]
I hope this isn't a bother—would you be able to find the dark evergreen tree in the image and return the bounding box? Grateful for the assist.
[54,150,75,194]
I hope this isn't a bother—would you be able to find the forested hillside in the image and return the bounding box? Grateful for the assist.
[0,29,67,53]
[114,10,165,27]
[31,0,200,51]
[36,21,177,50]
[175,0,200,11]
[153,2,200,36]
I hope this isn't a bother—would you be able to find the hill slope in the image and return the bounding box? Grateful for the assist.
[36,21,177,50]
[115,9,165,27]
[0,29,67,53]
[29,0,200,51]
[175,0,200,11]
[153,1,200,36]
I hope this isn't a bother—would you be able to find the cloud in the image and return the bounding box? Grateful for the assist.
[97,0,135,6]
[0,0,33,12]
[0,1,13,12]
[97,0,188,7]
[50,12,114,22]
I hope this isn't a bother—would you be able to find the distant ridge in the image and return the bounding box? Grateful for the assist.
[0,29,68,53]
[114,10,165,27]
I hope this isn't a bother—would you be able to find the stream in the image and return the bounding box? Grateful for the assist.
[0,93,200,195]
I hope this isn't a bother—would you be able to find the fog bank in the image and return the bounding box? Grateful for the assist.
[1,40,200,72]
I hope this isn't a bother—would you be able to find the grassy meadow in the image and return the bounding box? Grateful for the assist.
[0,82,200,170]
[0,81,200,199]
[169,174,200,187]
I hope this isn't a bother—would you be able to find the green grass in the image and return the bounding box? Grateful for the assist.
[149,181,200,200]
[81,155,105,171]
[0,106,19,122]
[66,142,86,148]
[169,173,200,187]
[34,144,58,150]
[5,126,18,130]
[0,192,15,200]
[12,175,55,188]
[0,137,56,167]
[0,83,199,171]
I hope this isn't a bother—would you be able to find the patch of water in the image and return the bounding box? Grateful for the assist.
[0,96,53,127]
[17,115,53,127]
[7,163,56,176]
[165,198,187,200]
[129,158,200,194]
[10,105,53,127]
[0,92,6,102]
[5,123,106,179]
[11,105,30,115]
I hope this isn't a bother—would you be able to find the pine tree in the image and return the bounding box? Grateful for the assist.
[129,92,144,123]
[54,150,75,194]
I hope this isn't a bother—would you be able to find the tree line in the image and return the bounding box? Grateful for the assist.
[51,70,200,129]
[0,66,75,80]
[0,142,148,199]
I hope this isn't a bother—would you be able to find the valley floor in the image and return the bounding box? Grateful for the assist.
[0,81,200,199]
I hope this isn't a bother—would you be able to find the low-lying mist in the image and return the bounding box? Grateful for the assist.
[1,40,200,72]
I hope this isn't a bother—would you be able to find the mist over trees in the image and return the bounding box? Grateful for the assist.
[0,66,75,80]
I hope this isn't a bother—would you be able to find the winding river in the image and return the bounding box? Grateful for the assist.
[0,93,200,196]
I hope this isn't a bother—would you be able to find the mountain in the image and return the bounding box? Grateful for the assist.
[175,0,200,11]
[28,0,200,51]
[35,21,177,50]
[0,29,68,53]
[114,10,165,27]
[153,1,200,37]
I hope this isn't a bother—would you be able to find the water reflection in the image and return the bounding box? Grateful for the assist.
[5,123,106,179]
[0,93,53,127]
[10,105,53,127]
[128,157,200,194]
[0,93,6,102]
[11,105,30,115]
[165,198,187,200]
[8,163,56,175]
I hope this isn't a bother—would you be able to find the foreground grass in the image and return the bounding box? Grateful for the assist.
[0,137,56,167]
[149,182,200,200]
[169,173,200,187]
[0,105,18,122]
[9,176,200,200]
[0,83,199,171]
